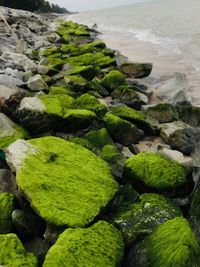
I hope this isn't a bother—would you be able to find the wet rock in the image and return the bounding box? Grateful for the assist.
[0,169,18,194]
[124,217,200,267]
[143,103,179,123]
[110,193,181,245]
[100,70,126,91]
[12,210,45,241]
[151,72,191,104]
[119,62,152,78]
[103,113,143,145]
[25,237,50,266]
[112,85,148,110]
[160,121,200,155]
[5,137,119,228]
[27,74,48,91]
[123,152,189,196]
[43,221,124,267]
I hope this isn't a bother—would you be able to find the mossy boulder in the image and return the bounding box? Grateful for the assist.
[0,193,14,234]
[84,128,114,150]
[6,137,119,228]
[112,85,148,110]
[0,113,29,149]
[103,113,143,145]
[0,233,38,266]
[43,221,124,267]
[65,65,99,80]
[49,85,75,96]
[74,93,107,117]
[124,152,189,196]
[110,105,158,135]
[119,62,152,78]
[80,40,106,54]
[66,52,116,68]
[100,70,126,91]
[38,57,63,76]
[39,47,61,58]
[110,193,181,245]
[124,217,200,267]
[69,137,99,154]
[18,94,96,133]
[143,103,179,123]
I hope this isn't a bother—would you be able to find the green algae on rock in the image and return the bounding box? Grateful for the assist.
[110,193,181,245]
[0,113,30,149]
[84,128,114,150]
[0,193,14,234]
[7,137,119,228]
[103,113,143,145]
[119,62,152,78]
[0,233,38,267]
[43,221,124,267]
[110,105,158,135]
[124,217,200,267]
[100,70,126,91]
[124,152,189,196]
[189,183,200,242]
[74,93,107,116]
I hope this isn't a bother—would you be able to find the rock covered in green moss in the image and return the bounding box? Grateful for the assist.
[0,113,29,149]
[143,103,179,123]
[110,193,181,245]
[80,40,106,54]
[0,233,38,266]
[103,113,143,145]
[6,137,119,228]
[74,93,107,116]
[65,65,100,80]
[66,52,116,68]
[38,57,63,76]
[124,217,200,267]
[119,62,152,78]
[112,85,148,109]
[49,85,74,96]
[43,221,124,267]
[84,128,114,150]
[18,94,96,133]
[69,137,99,154]
[100,70,126,91]
[124,152,189,196]
[110,105,158,135]
[0,193,14,234]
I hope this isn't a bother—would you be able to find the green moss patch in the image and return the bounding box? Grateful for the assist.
[100,70,126,91]
[0,233,38,266]
[128,217,200,267]
[124,152,188,196]
[103,113,143,145]
[0,193,14,234]
[16,137,119,227]
[43,221,124,267]
[110,193,181,245]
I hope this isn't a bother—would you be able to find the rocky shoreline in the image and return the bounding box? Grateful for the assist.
[0,6,200,266]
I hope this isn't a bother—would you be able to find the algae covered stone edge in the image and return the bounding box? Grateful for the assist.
[5,136,119,228]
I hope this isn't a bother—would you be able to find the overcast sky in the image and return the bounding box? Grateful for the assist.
[49,0,148,12]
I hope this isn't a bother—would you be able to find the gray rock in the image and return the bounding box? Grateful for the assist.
[27,74,48,91]
[119,62,153,78]
[0,169,17,194]
[1,51,37,72]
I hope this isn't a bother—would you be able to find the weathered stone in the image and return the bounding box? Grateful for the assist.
[119,62,152,78]
[27,74,48,91]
